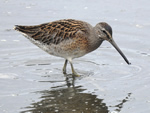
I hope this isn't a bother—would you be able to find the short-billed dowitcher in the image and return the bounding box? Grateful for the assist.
[14,19,130,76]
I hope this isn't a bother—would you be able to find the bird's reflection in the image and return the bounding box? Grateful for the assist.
[21,74,131,113]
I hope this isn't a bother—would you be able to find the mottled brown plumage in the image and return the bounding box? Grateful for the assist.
[14,19,130,76]
[15,19,90,45]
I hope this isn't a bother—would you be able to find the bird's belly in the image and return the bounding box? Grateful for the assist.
[42,44,87,59]
[30,38,88,60]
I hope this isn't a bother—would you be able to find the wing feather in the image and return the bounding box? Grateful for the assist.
[14,19,90,45]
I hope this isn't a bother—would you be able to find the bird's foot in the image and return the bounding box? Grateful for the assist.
[72,71,80,77]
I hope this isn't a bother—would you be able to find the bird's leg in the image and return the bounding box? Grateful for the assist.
[69,60,80,77]
[63,59,68,74]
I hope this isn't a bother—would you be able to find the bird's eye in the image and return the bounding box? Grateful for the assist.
[102,30,106,34]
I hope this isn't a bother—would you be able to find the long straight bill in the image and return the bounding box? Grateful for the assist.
[109,39,131,65]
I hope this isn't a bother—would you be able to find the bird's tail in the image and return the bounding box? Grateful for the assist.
[14,25,26,32]
[14,25,41,37]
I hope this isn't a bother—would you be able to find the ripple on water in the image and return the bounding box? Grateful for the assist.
[19,57,142,81]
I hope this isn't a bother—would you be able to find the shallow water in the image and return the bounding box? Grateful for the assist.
[0,0,150,113]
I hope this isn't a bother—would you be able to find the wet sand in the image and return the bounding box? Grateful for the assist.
[0,0,150,113]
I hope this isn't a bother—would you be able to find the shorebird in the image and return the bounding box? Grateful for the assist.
[14,19,130,76]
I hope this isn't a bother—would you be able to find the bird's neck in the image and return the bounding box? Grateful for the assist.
[87,29,104,53]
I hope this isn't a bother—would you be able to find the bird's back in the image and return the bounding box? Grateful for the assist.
[14,19,92,45]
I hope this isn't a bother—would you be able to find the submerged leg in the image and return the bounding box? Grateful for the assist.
[69,60,80,77]
[63,59,68,74]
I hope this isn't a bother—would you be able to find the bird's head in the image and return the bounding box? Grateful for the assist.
[95,22,131,65]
